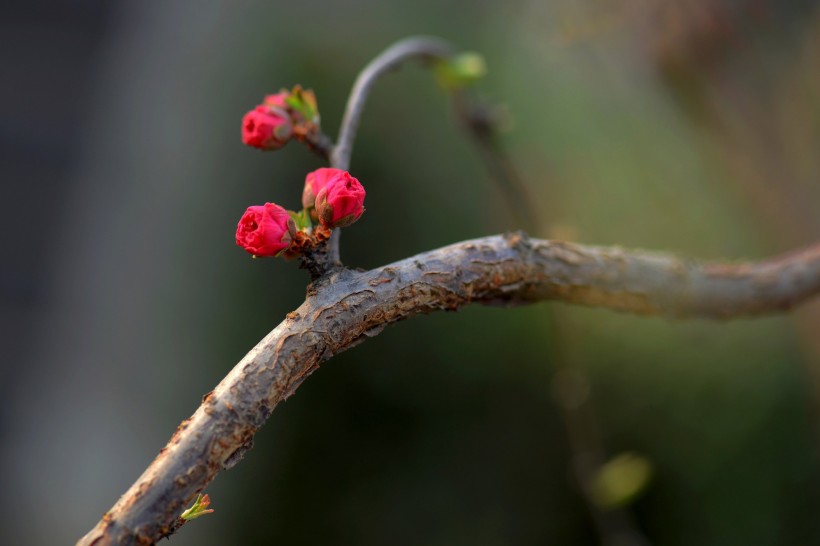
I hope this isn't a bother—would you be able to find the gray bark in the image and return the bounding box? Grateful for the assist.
[77,232,820,545]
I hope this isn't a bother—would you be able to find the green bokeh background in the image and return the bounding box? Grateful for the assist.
[2,1,820,545]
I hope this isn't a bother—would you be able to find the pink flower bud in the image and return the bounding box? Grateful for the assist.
[263,92,289,109]
[315,171,366,229]
[241,105,292,150]
[301,167,341,210]
[235,203,295,257]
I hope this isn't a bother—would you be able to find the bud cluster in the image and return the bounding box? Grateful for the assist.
[241,86,320,151]
[235,168,366,258]
[302,168,366,229]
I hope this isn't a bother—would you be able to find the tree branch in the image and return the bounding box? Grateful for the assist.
[304,130,334,161]
[318,37,455,267]
[77,233,820,545]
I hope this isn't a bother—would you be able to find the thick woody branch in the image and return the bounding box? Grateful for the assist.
[78,233,820,546]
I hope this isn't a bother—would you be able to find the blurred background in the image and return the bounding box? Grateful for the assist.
[2,0,820,544]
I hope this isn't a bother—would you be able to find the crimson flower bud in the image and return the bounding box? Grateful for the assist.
[301,167,341,210]
[315,171,366,229]
[241,105,292,150]
[263,92,288,109]
[235,203,295,257]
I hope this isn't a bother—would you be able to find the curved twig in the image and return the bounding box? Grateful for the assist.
[77,233,820,545]
[303,130,334,161]
[320,37,455,266]
[331,36,454,171]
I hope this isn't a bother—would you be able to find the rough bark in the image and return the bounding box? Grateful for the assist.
[77,232,820,546]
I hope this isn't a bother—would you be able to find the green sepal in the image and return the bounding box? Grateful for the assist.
[286,86,320,125]
[289,209,313,232]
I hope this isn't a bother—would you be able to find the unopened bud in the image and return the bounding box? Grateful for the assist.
[235,203,296,257]
[434,52,487,89]
[241,105,292,150]
[314,170,366,229]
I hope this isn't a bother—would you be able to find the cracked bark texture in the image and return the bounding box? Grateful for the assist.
[77,233,820,546]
